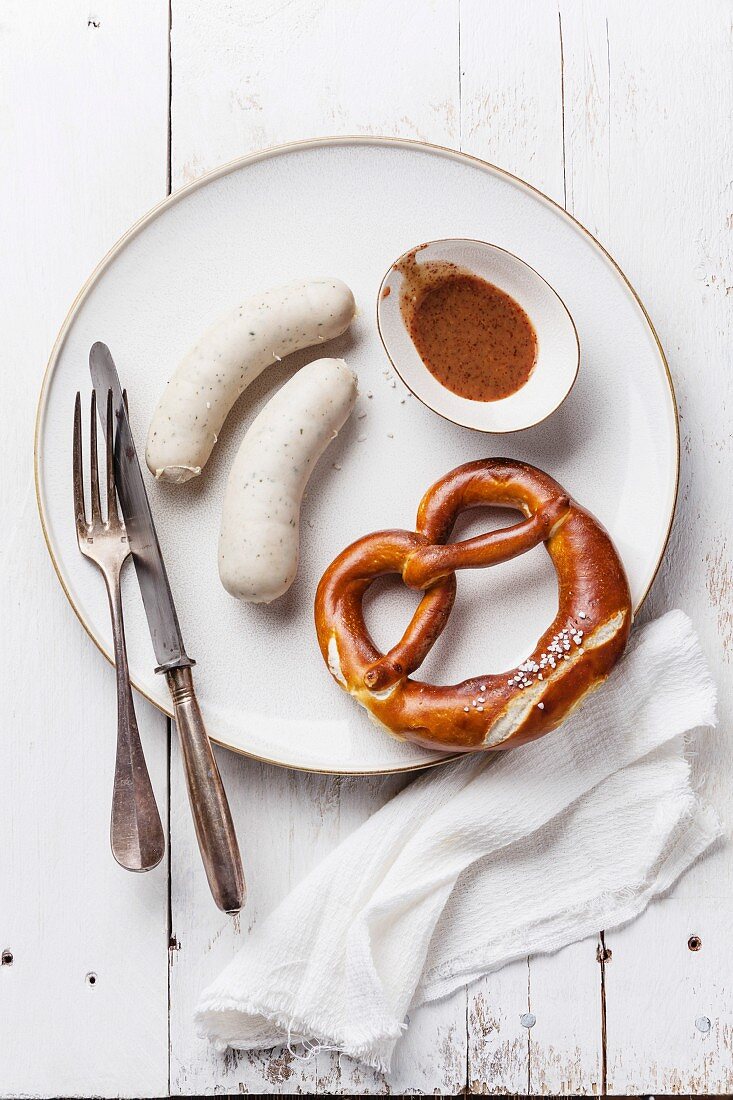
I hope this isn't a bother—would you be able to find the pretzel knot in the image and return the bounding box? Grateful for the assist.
[315,459,632,753]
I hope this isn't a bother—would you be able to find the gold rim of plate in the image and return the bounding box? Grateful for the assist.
[34,135,680,776]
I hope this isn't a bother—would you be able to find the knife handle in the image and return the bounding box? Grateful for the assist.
[166,666,245,913]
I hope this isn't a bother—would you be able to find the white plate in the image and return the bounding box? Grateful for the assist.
[36,137,678,775]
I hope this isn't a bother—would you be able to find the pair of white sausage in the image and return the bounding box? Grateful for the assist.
[146,279,358,602]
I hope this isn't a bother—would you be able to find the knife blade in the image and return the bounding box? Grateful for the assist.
[89,341,193,673]
[88,342,245,913]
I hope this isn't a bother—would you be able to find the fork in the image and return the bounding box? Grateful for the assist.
[73,390,165,872]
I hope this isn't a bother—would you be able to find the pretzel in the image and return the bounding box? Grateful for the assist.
[314,459,632,752]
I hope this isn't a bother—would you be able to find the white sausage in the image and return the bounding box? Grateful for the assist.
[146,278,356,483]
[219,358,357,603]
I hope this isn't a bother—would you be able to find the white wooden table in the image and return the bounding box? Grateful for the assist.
[3,1,732,1094]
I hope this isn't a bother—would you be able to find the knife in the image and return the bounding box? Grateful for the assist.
[89,341,245,914]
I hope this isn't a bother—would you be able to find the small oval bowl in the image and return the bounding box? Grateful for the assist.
[377,238,579,433]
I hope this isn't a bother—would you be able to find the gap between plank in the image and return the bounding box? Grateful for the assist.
[598,932,610,1095]
[457,0,462,151]
[166,717,173,1098]
[526,954,532,1094]
[166,5,173,1096]
[457,4,467,1088]
[558,11,608,1090]
[558,8,567,210]
[166,0,173,197]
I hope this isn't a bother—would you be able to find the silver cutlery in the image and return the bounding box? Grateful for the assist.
[73,390,165,872]
[89,342,245,914]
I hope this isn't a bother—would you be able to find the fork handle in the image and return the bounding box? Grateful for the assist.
[166,666,245,913]
[105,571,166,872]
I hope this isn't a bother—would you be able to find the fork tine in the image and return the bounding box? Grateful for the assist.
[105,389,119,523]
[89,389,102,524]
[73,392,87,536]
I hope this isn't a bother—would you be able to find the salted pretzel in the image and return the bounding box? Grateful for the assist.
[315,459,632,752]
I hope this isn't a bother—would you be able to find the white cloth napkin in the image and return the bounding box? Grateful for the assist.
[196,610,721,1072]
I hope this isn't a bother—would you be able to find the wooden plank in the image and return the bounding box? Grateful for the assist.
[460,3,603,1093]
[0,2,170,1097]
[459,0,566,205]
[468,957,534,1095]
[527,941,603,1095]
[170,0,460,182]
[167,1,468,1092]
[559,0,733,1091]
[605,901,733,1094]
[469,946,602,1096]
